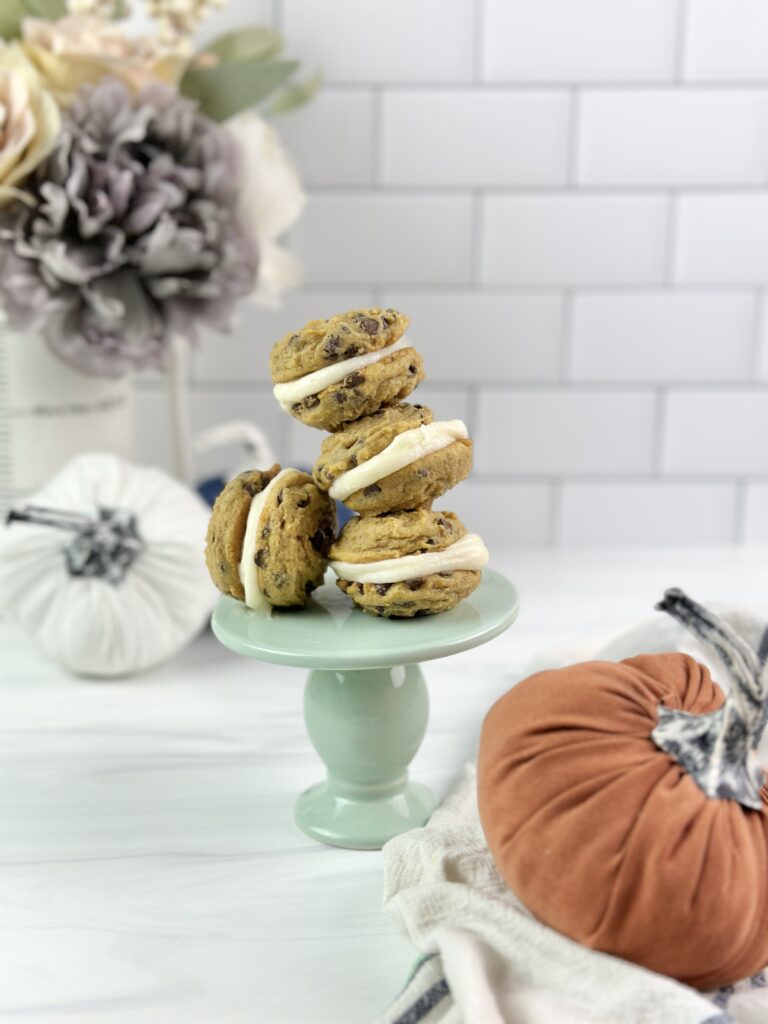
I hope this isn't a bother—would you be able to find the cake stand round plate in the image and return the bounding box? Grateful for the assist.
[212,569,519,850]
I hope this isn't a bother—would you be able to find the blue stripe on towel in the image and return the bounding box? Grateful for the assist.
[392,978,450,1024]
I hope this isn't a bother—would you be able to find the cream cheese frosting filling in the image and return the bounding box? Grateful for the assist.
[330,533,489,584]
[238,468,293,612]
[328,420,468,501]
[273,336,408,410]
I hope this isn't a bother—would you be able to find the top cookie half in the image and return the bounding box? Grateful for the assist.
[270,307,424,432]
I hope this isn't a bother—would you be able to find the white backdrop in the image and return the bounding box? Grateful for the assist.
[135,0,768,547]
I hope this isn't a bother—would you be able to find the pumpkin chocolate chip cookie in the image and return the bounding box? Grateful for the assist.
[205,465,336,612]
[329,509,488,618]
[313,403,473,515]
[270,307,424,431]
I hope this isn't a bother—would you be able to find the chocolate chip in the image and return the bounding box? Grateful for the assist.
[436,517,449,528]
[303,394,320,409]
[375,583,392,595]
[415,468,429,478]
[413,404,423,410]
[406,578,424,591]
[243,480,258,496]
[348,454,358,468]
[343,345,359,357]
[425,538,435,545]
[408,364,417,374]
[414,609,431,618]
[292,402,302,412]
[375,606,386,615]
[357,583,364,593]
[276,491,283,505]
[358,317,379,335]
[255,549,267,568]
[333,391,346,404]
[344,371,364,387]
[323,335,341,356]
[261,525,270,538]
[363,484,382,497]
[305,580,316,594]
[296,497,309,508]
[439,571,453,578]
[310,530,326,553]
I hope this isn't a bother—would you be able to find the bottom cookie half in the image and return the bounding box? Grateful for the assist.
[336,569,481,618]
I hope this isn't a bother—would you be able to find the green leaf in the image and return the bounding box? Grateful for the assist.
[266,70,323,116]
[0,0,24,38]
[19,0,67,17]
[181,58,299,122]
[200,26,283,65]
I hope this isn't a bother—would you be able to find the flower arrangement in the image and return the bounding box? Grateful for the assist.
[0,0,313,379]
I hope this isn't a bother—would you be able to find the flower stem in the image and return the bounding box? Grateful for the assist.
[168,333,192,485]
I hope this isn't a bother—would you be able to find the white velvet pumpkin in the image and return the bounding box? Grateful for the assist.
[0,454,216,677]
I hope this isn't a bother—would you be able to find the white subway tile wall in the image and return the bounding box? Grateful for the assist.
[135,0,768,545]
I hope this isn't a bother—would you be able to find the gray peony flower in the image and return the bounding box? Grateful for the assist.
[0,77,258,376]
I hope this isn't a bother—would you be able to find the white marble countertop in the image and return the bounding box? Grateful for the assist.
[2,547,768,1024]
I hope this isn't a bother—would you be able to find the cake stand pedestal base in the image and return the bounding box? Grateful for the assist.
[296,664,436,849]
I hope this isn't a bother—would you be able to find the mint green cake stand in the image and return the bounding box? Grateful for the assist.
[211,569,519,851]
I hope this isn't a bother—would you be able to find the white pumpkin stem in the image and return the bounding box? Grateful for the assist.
[652,588,766,810]
[7,504,143,585]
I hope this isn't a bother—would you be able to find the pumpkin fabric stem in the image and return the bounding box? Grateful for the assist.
[653,588,767,810]
[7,504,143,585]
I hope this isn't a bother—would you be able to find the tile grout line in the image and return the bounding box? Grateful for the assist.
[304,183,768,196]
[674,0,689,83]
[664,192,679,287]
[733,480,748,544]
[470,190,484,288]
[317,80,768,91]
[465,384,480,440]
[549,480,563,546]
[650,387,668,479]
[566,88,581,185]
[472,0,486,82]
[559,290,574,382]
[370,86,384,187]
[750,290,766,378]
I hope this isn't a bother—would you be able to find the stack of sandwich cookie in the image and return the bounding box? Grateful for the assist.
[270,308,423,431]
[312,403,472,515]
[329,510,488,618]
[205,465,336,613]
[266,305,489,618]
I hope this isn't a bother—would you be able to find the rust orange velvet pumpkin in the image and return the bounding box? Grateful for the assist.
[477,589,768,990]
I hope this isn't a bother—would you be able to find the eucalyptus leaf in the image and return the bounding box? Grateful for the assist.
[267,71,323,116]
[181,58,299,122]
[201,26,284,65]
[0,0,24,38]
[19,0,67,17]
